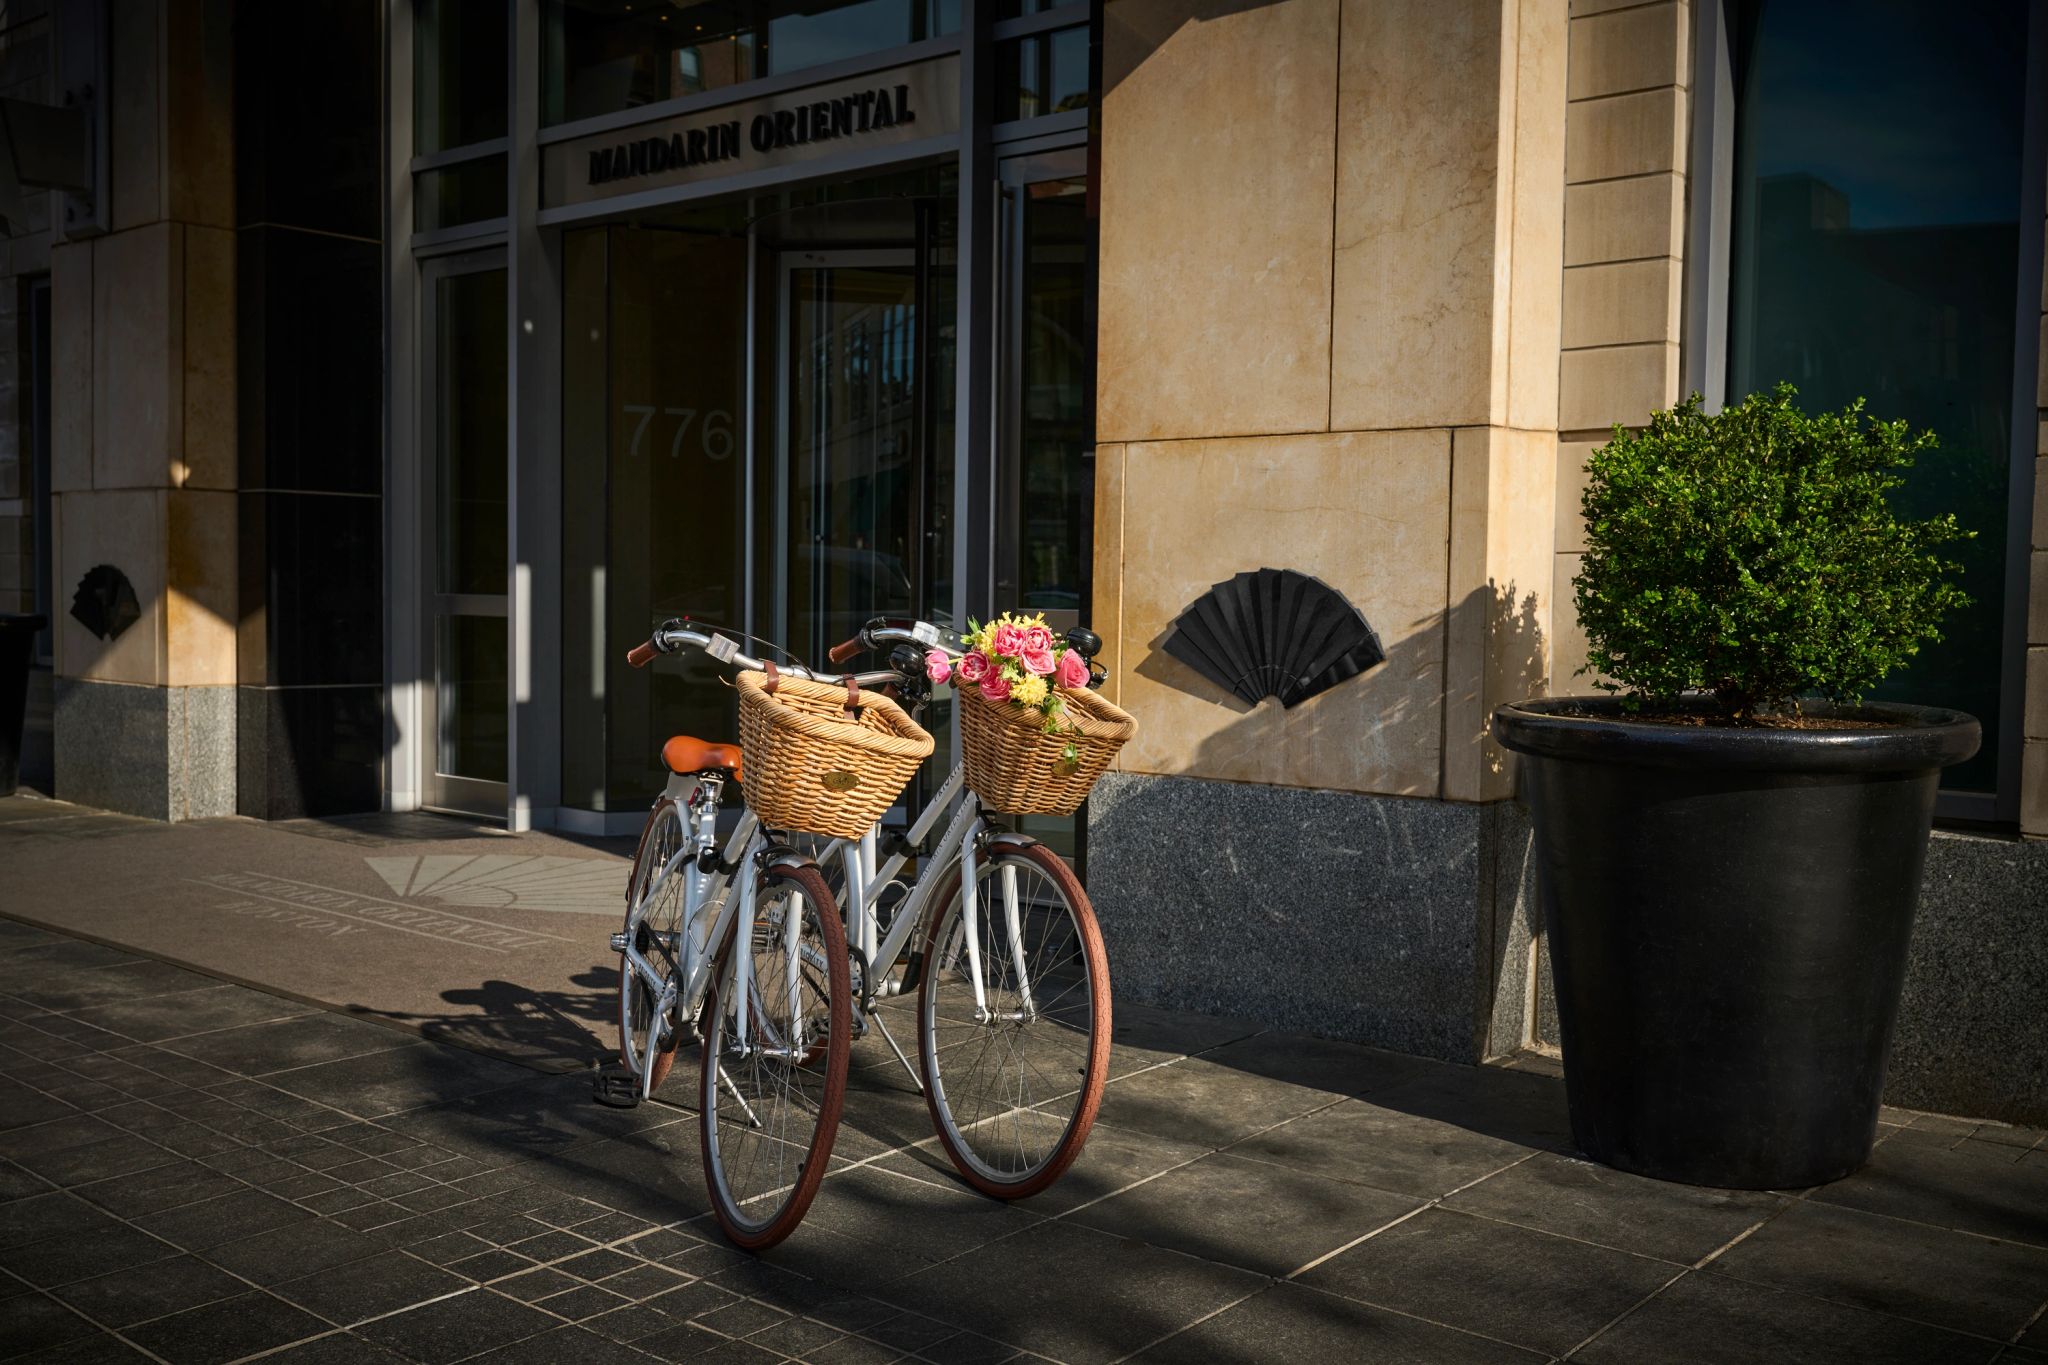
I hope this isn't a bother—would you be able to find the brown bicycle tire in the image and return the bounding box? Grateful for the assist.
[698,859,851,1250]
[918,839,1111,1200]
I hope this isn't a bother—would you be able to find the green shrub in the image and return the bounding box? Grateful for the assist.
[1573,384,1969,720]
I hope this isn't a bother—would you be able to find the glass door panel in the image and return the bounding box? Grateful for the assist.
[560,225,749,814]
[422,256,509,815]
[997,160,1094,859]
[779,255,923,667]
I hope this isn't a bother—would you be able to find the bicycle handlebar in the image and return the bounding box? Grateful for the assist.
[838,617,1110,689]
[623,622,899,688]
[628,615,1108,689]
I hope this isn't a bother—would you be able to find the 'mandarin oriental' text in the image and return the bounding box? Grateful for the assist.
[587,84,917,187]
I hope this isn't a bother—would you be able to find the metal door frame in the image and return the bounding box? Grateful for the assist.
[418,246,511,818]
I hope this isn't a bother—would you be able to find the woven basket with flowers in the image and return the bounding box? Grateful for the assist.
[926,613,1136,816]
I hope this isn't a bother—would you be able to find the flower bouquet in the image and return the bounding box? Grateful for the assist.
[927,612,1137,816]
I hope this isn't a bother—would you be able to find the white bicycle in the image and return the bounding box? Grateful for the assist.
[814,616,1113,1199]
[613,629,895,1248]
[620,615,1113,1228]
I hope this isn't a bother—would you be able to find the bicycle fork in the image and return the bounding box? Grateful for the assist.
[958,825,1038,1026]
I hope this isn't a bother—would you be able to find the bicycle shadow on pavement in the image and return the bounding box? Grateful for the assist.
[346,967,622,1074]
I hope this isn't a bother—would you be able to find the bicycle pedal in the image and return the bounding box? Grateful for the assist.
[591,1064,642,1109]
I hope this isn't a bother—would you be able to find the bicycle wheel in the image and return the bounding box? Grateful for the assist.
[619,799,686,1091]
[918,839,1111,1199]
[699,859,851,1249]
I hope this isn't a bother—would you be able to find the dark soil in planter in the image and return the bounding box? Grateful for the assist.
[1545,701,1893,730]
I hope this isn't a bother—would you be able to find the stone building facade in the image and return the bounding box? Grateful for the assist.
[0,0,2042,1119]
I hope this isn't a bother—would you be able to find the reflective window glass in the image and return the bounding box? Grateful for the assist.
[560,171,958,813]
[996,24,1089,122]
[544,0,960,126]
[437,616,509,782]
[416,0,509,153]
[435,269,508,597]
[416,155,509,232]
[563,225,748,810]
[1013,178,1090,620]
[1727,0,2029,794]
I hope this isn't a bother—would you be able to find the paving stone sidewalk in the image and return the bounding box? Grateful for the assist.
[1,888,2046,1360]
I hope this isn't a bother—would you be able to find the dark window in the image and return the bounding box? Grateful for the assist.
[416,155,510,232]
[415,0,510,153]
[1727,0,2031,795]
[996,24,1088,121]
[543,0,960,125]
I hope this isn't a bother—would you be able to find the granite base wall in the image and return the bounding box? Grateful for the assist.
[1092,771,2047,1125]
[1085,771,1535,1064]
[1882,832,2048,1123]
[53,679,236,822]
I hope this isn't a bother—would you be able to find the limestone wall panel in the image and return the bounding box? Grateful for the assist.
[1110,429,1451,797]
[1097,0,1338,442]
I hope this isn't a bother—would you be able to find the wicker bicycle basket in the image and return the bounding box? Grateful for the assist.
[957,681,1137,817]
[735,670,934,840]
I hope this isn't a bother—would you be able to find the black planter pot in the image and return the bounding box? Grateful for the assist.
[1493,697,1980,1190]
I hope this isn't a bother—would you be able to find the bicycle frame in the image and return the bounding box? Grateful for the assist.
[828,761,1039,1039]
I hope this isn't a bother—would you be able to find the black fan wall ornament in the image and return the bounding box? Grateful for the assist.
[1163,568,1384,708]
[70,564,141,641]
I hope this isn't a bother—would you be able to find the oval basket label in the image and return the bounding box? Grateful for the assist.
[821,770,862,792]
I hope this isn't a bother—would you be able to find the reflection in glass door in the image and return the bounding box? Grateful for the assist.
[998,159,1095,858]
[422,254,509,816]
[776,253,924,667]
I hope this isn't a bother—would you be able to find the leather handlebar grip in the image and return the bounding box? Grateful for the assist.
[827,636,863,665]
[626,639,660,669]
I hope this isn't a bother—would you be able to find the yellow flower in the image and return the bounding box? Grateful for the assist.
[1012,673,1049,707]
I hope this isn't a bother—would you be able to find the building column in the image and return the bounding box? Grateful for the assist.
[1087,0,1565,1062]
[49,0,237,821]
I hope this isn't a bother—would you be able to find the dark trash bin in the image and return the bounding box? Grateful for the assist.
[0,614,46,794]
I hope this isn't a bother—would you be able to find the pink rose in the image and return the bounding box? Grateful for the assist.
[1056,649,1090,690]
[924,648,952,684]
[990,624,1027,658]
[979,670,1012,703]
[1022,625,1054,655]
[957,651,989,684]
[1020,644,1056,676]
